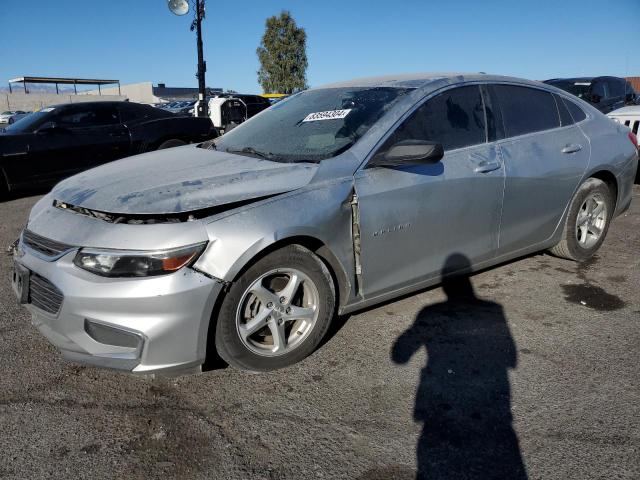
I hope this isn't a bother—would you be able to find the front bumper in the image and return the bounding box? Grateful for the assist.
[13,244,224,374]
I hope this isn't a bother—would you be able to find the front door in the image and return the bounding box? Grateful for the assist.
[354,85,505,299]
[28,104,129,182]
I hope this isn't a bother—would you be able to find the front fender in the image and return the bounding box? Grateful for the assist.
[192,179,357,301]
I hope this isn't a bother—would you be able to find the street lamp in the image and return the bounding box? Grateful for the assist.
[168,0,208,118]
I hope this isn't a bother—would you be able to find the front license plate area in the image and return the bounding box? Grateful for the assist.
[12,261,30,304]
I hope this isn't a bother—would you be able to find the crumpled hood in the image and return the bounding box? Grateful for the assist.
[52,145,318,215]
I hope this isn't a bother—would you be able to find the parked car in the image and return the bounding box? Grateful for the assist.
[544,76,637,113]
[608,105,640,181]
[165,100,196,114]
[0,110,29,124]
[608,105,640,141]
[0,101,217,195]
[11,74,638,374]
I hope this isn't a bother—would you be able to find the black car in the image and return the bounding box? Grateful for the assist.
[544,76,637,113]
[0,101,217,196]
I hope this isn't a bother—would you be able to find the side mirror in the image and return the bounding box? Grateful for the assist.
[370,140,444,168]
[625,93,636,104]
[589,93,601,104]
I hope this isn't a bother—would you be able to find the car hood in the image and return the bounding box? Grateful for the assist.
[52,145,319,215]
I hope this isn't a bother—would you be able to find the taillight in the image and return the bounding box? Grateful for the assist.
[629,131,639,148]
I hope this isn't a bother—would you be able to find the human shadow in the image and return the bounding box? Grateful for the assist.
[392,254,527,480]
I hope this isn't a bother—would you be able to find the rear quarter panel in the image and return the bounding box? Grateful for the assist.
[578,114,638,216]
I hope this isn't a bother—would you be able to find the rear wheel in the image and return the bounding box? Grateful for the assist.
[0,171,8,200]
[157,139,186,150]
[215,244,335,371]
[549,177,613,261]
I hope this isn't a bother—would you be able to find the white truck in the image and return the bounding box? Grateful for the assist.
[608,105,640,181]
[608,105,640,146]
[194,94,272,134]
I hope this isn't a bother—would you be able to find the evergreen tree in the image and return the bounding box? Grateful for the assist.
[257,11,308,94]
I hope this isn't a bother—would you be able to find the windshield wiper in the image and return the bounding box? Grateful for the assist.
[226,146,277,160]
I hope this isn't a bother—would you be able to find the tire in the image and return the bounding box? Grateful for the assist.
[549,177,613,261]
[0,179,7,201]
[157,139,186,150]
[215,244,336,371]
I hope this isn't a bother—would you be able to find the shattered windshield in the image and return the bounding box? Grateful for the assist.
[212,86,412,162]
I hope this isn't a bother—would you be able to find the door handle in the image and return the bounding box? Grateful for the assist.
[474,160,501,173]
[562,144,582,154]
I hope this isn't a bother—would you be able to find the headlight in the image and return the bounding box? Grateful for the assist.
[73,242,207,277]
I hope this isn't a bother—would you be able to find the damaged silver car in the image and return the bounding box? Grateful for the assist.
[11,73,638,373]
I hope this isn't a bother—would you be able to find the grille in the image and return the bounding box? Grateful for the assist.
[22,229,73,259]
[29,273,64,315]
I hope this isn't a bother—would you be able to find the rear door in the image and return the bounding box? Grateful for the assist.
[492,85,590,256]
[355,84,505,298]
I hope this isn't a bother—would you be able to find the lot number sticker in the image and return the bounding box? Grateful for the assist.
[302,109,352,122]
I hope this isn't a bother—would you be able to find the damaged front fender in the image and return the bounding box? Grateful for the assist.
[192,178,359,307]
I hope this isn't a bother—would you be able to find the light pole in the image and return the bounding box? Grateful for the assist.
[167,0,208,118]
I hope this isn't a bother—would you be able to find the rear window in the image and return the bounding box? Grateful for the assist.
[553,94,573,126]
[495,85,559,137]
[546,80,591,99]
[561,98,587,123]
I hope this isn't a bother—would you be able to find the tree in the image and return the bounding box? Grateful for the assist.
[257,11,308,94]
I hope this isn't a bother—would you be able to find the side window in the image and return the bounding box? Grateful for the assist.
[495,85,559,137]
[609,79,625,98]
[562,98,587,123]
[55,105,119,128]
[591,81,609,100]
[553,94,573,126]
[374,85,486,157]
[119,104,147,122]
[625,81,636,95]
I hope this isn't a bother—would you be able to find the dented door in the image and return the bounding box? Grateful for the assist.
[354,143,504,299]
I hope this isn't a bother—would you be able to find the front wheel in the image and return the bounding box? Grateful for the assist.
[215,244,335,371]
[548,177,613,261]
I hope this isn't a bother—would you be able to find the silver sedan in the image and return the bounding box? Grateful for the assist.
[11,73,638,374]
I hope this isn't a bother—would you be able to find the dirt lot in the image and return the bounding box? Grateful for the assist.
[0,188,638,480]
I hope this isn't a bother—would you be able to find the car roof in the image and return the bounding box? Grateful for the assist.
[45,101,141,110]
[546,76,628,83]
[313,72,549,91]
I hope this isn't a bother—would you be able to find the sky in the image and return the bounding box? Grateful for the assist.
[1,0,639,94]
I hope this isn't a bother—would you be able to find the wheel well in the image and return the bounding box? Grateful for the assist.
[0,167,9,194]
[202,236,350,369]
[589,170,618,209]
[234,236,349,309]
[154,137,187,149]
[202,236,351,371]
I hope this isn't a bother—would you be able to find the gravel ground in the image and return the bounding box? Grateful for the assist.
[0,187,638,480]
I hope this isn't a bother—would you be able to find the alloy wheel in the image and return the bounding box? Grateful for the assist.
[235,268,320,357]
[575,192,607,249]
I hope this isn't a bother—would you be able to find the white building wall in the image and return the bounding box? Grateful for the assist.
[2,92,126,111]
[84,82,158,104]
